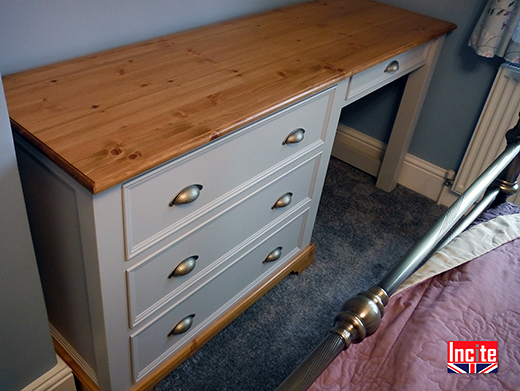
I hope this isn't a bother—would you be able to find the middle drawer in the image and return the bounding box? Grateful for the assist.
[126,152,321,326]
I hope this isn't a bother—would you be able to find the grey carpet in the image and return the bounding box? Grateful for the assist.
[154,157,447,391]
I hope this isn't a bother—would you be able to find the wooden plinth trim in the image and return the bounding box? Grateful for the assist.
[53,338,102,391]
[54,244,316,391]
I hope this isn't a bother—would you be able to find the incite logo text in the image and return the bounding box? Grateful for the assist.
[447,341,498,374]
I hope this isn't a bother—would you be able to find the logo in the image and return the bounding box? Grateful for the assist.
[447,341,498,374]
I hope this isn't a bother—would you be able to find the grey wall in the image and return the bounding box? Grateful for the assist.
[0,0,305,75]
[342,0,504,171]
[0,74,56,390]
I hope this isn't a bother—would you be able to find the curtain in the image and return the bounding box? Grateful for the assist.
[470,0,520,63]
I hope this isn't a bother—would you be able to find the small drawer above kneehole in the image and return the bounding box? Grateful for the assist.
[345,42,430,104]
[122,88,334,258]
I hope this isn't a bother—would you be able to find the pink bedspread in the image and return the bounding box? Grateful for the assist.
[309,237,520,391]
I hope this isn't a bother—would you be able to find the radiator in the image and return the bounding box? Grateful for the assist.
[452,63,520,205]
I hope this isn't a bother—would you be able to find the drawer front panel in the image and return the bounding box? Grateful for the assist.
[126,153,321,326]
[130,209,308,381]
[122,89,333,258]
[346,43,429,104]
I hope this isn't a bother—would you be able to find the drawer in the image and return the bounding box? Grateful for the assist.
[122,88,334,258]
[129,209,308,381]
[126,152,321,326]
[345,42,430,104]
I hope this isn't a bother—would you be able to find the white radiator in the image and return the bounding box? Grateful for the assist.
[452,63,520,205]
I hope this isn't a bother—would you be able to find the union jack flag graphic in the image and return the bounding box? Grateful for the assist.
[447,363,498,374]
[447,341,498,374]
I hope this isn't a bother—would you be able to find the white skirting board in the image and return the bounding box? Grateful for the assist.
[21,354,76,391]
[332,124,459,206]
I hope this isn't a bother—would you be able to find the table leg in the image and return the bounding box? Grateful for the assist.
[376,35,446,192]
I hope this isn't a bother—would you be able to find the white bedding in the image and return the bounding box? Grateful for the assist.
[395,213,520,294]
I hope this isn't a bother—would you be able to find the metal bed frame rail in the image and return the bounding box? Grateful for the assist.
[276,122,520,391]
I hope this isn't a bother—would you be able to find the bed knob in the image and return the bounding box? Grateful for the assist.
[332,287,388,346]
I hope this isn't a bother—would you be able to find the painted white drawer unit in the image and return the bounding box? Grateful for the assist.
[14,85,346,391]
[120,88,337,380]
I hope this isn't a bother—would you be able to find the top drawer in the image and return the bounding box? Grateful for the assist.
[122,88,334,258]
[345,42,430,104]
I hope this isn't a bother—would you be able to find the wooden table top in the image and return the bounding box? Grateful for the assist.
[3,0,456,194]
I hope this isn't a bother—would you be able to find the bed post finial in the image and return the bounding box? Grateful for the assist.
[276,287,389,391]
[332,286,388,347]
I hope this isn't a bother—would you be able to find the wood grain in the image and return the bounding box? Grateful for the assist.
[3,0,456,194]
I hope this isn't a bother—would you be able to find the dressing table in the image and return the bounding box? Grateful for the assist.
[3,1,455,390]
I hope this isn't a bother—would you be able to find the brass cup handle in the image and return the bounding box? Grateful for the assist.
[263,246,283,263]
[384,60,399,73]
[168,314,196,336]
[283,128,305,145]
[272,192,293,209]
[168,255,198,278]
[169,184,203,207]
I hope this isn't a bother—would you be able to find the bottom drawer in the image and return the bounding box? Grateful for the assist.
[130,208,309,381]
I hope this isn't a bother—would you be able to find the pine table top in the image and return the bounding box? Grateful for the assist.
[3,0,456,194]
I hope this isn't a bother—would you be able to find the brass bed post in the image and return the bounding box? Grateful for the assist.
[276,117,520,391]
